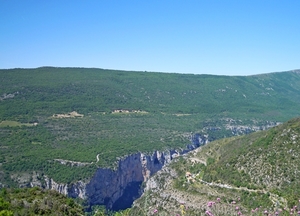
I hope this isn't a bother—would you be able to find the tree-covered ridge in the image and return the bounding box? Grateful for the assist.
[0,67,300,184]
[201,117,300,208]
[1,67,300,120]
[0,187,84,215]
[137,117,300,215]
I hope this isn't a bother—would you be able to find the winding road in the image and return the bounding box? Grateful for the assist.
[200,179,288,208]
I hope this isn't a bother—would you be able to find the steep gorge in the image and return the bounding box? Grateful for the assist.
[38,133,208,210]
[12,121,278,211]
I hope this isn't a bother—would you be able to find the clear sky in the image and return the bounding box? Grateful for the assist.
[1,0,300,75]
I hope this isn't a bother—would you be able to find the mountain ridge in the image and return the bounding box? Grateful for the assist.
[133,117,300,215]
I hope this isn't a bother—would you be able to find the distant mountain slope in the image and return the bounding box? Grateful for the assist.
[135,117,300,215]
[0,67,300,186]
[0,67,300,120]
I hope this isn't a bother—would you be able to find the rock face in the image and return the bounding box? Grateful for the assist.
[40,151,173,210]
[43,177,87,200]
[85,151,169,210]
[40,134,208,210]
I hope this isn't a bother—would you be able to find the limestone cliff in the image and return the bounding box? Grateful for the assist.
[30,134,208,210]
[38,151,173,210]
[85,151,170,210]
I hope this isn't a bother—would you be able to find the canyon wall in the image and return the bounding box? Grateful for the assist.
[21,123,280,210]
[40,133,208,210]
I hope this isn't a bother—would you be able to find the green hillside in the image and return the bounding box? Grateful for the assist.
[0,67,300,184]
[1,67,300,119]
[135,117,300,215]
[0,187,84,215]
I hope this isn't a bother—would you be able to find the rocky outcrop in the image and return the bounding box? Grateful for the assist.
[0,91,19,100]
[42,176,87,200]
[38,151,172,210]
[28,174,86,200]
[85,150,176,210]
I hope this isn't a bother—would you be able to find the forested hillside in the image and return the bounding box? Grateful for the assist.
[0,187,84,215]
[1,67,300,119]
[0,67,300,185]
[134,117,300,215]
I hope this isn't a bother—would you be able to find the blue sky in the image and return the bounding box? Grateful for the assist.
[1,0,300,75]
